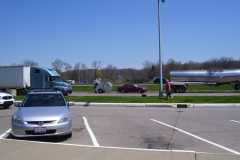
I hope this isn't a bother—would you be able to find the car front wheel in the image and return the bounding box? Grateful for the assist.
[66,132,72,138]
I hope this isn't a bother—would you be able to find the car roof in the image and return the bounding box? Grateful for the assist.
[28,90,62,95]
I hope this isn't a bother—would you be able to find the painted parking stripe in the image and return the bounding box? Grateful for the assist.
[1,138,195,153]
[230,120,240,124]
[82,116,100,147]
[0,128,12,139]
[150,119,240,155]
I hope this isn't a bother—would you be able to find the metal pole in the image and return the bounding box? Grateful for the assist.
[157,0,163,97]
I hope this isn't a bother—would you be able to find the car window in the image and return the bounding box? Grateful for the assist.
[24,94,66,107]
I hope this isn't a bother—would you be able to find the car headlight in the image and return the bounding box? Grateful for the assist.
[58,117,69,123]
[12,116,24,125]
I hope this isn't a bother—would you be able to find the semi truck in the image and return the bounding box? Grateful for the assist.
[170,69,240,92]
[0,66,72,95]
[153,77,188,93]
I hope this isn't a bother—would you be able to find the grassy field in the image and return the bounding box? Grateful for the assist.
[72,84,237,93]
[16,96,240,103]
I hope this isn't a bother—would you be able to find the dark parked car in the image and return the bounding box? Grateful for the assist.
[118,84,146,93]
[152,77,167,84]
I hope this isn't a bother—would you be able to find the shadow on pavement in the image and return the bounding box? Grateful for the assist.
[7,133,69,143]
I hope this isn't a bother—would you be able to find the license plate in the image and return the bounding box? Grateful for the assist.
[34,127,47,134]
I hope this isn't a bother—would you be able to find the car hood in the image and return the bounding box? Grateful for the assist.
[52,81,71,87]
[16,106,69,122]
[0,92,12,97]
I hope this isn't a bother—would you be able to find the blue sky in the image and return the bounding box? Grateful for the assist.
[0,0,240,69]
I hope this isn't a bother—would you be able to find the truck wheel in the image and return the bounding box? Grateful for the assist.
[172,86,178,93]
[234,84,240,90]
[98,89,104,94]
[181,87,187,93]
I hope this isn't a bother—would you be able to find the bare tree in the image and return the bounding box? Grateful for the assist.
[103,65,118,82]
[63,62,72,71]
[92,61,102,79]
[51,59,66,73]
[73,62,82,83]
[23,60,39,67]
[142,61,157,81]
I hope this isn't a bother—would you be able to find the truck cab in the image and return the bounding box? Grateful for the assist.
[31,67,72,96]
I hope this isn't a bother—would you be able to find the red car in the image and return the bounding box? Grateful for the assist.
[118,84,147,93]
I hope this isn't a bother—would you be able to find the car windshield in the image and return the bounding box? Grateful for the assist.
[23,94,66,107]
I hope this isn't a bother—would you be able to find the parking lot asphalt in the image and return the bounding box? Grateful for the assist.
[1,105,240,154]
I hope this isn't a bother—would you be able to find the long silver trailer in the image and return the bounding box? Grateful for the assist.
[170,69,240,90]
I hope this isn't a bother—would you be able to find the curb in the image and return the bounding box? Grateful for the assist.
[190,103,240,108]
[69,102,176,108]
[14,101,240,108]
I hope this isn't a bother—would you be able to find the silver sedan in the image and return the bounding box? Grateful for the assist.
[11,91,72,138]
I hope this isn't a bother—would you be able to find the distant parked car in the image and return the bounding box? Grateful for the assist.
[118,84,146,93]
[0,92,14,109]
[152,77,167,84]
[11,90,72,138]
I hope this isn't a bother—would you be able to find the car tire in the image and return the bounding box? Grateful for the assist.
[3,105,10,109]
[66,132,72,138]
[9,133,16,139]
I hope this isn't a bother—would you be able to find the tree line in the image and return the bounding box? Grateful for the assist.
[18,57,240,84]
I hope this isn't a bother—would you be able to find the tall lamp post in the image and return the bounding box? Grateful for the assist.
[157,0,165,97]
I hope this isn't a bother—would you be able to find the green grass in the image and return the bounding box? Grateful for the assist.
[187,84,234,92]
[72,84,237,93]
[66,96,240,103]
[73,85,120,92]
[16,96,240,103]
[72,85,95,92]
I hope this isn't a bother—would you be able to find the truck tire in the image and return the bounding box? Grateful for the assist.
[180,86,187,93]
[97,89,104,94]
[234,84,240,90]
[173,86,187,93]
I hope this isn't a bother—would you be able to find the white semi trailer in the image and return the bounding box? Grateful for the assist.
[0,66,30,94]
[0,66,72,95]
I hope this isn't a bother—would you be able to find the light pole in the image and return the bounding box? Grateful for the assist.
[157,0,164,97]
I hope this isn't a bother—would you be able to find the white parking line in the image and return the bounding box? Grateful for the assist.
[230,120,240,124]
[150,119,240,155]
[0,128,12,139]
[1,138,195,153]
[82,116,100,147]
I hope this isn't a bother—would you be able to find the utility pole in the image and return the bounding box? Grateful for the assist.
[157,0,164,97]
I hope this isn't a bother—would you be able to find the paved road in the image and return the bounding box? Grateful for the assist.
[1,105,240,154]
[71,91,240,97]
